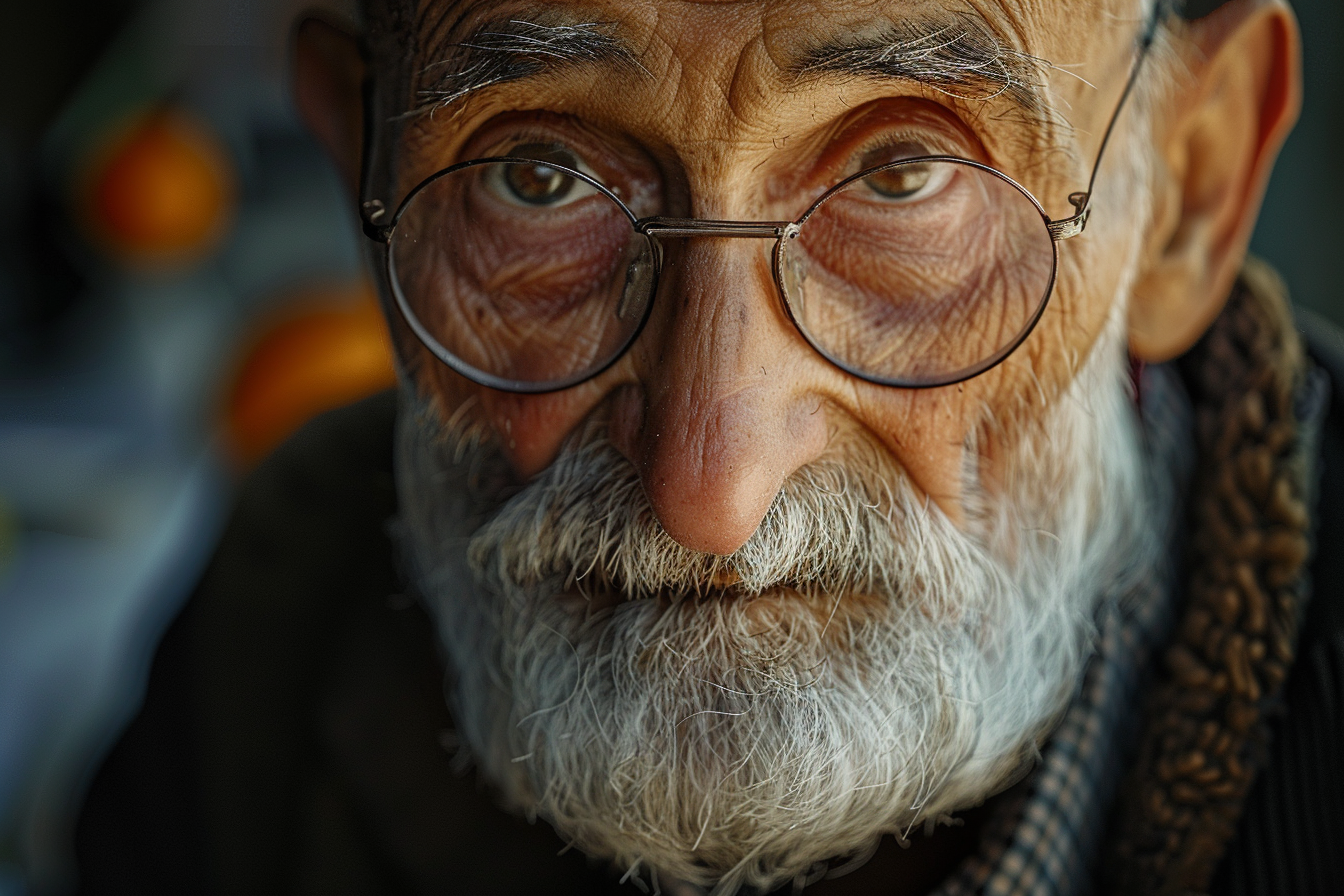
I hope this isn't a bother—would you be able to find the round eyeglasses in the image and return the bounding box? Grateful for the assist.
[361,17,1159,394]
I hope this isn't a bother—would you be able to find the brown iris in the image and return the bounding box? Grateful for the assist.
[862,162,933,200]
[503,143,581,205]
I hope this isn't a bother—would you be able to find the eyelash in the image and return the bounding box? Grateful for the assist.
[475,126,590,162]
[848,128,962,170]
[455,108,976,206]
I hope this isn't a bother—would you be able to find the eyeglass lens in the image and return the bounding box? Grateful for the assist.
[387,158,1056,391]
[779,160,1057,386]
[388,160,657,391]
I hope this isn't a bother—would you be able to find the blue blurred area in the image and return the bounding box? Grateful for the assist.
[0,1,360,892]
[0,1,1340,895]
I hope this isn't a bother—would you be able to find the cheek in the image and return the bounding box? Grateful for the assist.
[478,387,607,476]
[1021,232,1132,398]
[965,237,1135,483]
[412,343,601,478]
[847,269,1117,520]
[851,384,984,520]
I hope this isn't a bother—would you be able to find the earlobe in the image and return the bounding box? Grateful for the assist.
[292,16,366,196]
[1128,0,1301,362]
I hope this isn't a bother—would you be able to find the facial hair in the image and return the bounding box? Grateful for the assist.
[394,313,1157,894]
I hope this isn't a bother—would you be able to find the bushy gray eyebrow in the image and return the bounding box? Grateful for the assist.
[789,13,1053,122]
[408,10,1055,129]
[412,18,646,118]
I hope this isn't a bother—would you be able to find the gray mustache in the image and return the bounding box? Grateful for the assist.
[465,417,976,603]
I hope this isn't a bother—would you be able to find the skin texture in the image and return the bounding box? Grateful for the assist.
[299,0,1298,559]
[386,0,1132,553]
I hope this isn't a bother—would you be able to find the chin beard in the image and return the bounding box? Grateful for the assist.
[394,320,1157,894]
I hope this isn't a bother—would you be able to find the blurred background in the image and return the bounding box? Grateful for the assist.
[0,1,1339,894]
[0,1,388,893]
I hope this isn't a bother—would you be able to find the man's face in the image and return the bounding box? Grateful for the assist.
[381,0,1159,890]
[382,0,1150,543]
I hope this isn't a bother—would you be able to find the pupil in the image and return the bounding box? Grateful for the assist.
[506,161,575,205]
[864,163,932,200]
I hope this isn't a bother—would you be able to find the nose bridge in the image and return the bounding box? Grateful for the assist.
[616,237,829,556]
[645,237,792,411]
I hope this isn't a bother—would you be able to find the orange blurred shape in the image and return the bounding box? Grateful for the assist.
[226,284,397,469]
[84,108,235,265]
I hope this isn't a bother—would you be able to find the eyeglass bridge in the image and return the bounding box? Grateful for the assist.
[637,218,798,240]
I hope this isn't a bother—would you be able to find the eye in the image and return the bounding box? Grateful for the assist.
[863,163,935,199]
[854,142,952,202]
[486,143,600,208]
[505,162,574,205]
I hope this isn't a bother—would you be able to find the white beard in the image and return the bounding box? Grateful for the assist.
[395,312,1157,894]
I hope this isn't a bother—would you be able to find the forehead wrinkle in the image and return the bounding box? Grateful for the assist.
[669,13,780,148]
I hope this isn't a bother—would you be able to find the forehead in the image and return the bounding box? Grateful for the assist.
[386,0,1145,156]
[402,0,1133,68]
[375,0,1147,207]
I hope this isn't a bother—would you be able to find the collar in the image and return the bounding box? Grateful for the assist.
[1107,260,1327,894]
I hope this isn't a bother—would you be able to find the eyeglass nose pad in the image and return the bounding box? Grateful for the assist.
[778,243,807,316]
[615,237,663,322]
[618,244,657,321]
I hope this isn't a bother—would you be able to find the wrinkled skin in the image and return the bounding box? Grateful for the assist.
[398,0,1134,551]
[295,0,1299,889]
[328,0,1295,557]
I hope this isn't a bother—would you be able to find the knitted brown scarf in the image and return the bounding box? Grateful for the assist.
[1106,260,1315,894]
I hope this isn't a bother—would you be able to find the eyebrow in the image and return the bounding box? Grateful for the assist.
[412,17,645,117]
[409,9,1055,127]
[790,13,1053,122]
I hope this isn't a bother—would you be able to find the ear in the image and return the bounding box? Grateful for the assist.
[1128,0,1301,362]
[292,16,365,196]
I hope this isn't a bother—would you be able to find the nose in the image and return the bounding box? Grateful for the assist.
[608,238,831,556]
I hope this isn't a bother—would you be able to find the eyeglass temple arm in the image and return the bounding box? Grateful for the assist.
[1049,7,1162,242]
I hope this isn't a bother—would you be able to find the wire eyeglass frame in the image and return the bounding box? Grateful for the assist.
[360,9,1161,394]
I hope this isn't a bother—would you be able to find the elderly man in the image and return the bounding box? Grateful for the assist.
[77,0,1343,893]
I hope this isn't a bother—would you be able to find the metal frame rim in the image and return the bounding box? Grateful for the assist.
[385,162,655,393]
[384,154,1063,393]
